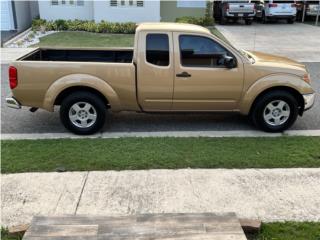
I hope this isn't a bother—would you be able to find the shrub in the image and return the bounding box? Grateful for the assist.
[55,19,68,30]
[31,18,46,31]
[175,16,214,26]
[32,18,137,34]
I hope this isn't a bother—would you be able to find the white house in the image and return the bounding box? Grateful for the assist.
[1,0,39,31]
[38,0,161,23]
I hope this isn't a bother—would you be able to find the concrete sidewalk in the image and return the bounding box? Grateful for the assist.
[2,169,320,227]
[1,48,36,64]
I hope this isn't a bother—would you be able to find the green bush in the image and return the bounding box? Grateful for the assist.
[31,18,46,31]
[55,19,68,30]
[175,16,214,26]
[31,19,137,34]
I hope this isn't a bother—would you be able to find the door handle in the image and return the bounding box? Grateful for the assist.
[176,72,191,78]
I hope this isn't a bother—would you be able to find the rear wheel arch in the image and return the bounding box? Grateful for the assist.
[54,86,110,108]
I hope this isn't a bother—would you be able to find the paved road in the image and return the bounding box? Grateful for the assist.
[1,63,319,134]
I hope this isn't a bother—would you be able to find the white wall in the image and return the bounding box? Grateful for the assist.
[38,0,94,21]
[93,1,160,23]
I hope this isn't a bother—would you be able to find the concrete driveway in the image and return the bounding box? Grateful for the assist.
[216,23,320,62]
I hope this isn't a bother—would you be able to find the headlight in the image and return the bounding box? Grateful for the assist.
[302,73,311,84]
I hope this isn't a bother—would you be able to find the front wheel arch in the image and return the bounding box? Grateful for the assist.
[249,86,305,117]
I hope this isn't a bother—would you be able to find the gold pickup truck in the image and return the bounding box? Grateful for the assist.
[6,23,315,134]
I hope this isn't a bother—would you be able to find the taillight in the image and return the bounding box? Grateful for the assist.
[9,66,18,89]
[291,3,296,7]
[269,3,278,7]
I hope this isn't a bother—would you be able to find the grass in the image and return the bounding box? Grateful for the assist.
[1,136,320,173]
[32,27,229,48]
[2,222,320,240]
[247,222,320,240]
[34,31,135,48]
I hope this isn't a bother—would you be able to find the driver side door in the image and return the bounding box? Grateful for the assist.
[172,33,244,111]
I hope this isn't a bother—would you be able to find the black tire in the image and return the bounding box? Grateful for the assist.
[220,15,226,25]
[287,18,294,24]
[245,19,252,25]
[262,12,267,24]
[60,91,106,135]
[250,90,299,132]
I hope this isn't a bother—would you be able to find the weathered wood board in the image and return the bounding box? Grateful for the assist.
[23,213,247,240]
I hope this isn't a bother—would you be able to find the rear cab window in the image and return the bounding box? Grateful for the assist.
[146,34,169,66]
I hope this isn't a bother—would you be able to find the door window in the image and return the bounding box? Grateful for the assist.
[146,34,169,66]
[179,35,230,68]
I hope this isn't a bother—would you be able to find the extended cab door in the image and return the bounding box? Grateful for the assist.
[136,31,174,111]
[172,32,244,111]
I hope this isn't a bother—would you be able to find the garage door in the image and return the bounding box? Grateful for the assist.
[1,0,14,30]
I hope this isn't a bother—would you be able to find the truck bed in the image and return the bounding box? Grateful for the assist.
[21,48,133,63]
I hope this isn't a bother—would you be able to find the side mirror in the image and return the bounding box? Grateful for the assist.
[223,56,236,69]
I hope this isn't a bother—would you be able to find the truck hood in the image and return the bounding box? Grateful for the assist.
[246,51,306,70]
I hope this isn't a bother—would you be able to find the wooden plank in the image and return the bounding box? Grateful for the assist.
[24,213,247,240]
[25,225,98,237]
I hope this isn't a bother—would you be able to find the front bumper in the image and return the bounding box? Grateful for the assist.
[303,93,315,111]
[6,96,21,109]
[226,12,255,18]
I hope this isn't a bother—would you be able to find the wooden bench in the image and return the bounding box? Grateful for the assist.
[23,213,247,240]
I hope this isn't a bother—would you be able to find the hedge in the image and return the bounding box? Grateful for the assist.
[32,17,215,35]
[32,19,137,34]
[175,16,214,26]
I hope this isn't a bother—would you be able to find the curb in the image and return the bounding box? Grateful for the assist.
[1,130,320,140]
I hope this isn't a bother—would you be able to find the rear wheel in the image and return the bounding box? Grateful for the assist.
[250,90,299,132]
[60,91,106,135]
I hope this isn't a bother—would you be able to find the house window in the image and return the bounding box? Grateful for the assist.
[51,0,59,5]
[61,0,66,4]
[110,0,118,6]
[110,0,144,7]
[69,0,74,5]
[77,0,84,6]
[146,34,170,67]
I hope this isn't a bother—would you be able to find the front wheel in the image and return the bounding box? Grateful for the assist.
[60,91,106,135]
[250,90,299,132]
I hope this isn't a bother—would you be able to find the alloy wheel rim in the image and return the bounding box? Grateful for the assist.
[68,102,97,128]
[263,100,290,126]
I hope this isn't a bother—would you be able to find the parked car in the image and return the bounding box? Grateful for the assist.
[296,0,320,21]
[255,0,297,23]
[6,23,315,134]
[214,0,256,25]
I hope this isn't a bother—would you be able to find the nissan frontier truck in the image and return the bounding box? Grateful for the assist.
[6,23,315,134]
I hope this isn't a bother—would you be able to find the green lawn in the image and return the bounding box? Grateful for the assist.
[247,222,320,240]
[35,31,135,48]
[33,27,228,48]
[2,136,320,173]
